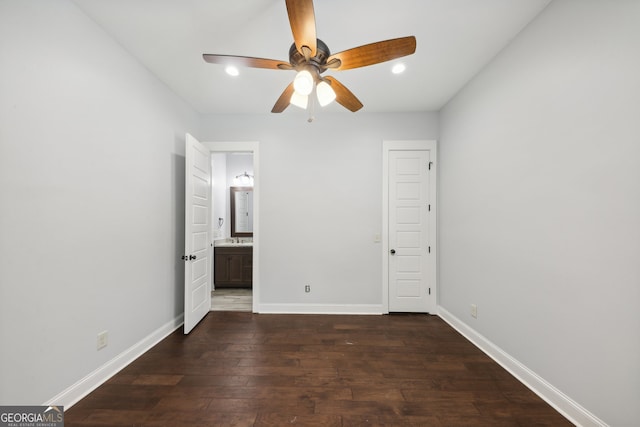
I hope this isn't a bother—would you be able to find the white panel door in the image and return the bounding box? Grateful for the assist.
[184,133,211,334]
[388,150,432,312]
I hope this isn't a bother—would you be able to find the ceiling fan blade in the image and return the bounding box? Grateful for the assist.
[325,76,363,112]
[285,0,317,58]
[326,36,416,71]
[271,82,296,113]
[203,54,292,70]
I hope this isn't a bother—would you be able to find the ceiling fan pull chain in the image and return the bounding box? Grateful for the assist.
[308,85,316,122]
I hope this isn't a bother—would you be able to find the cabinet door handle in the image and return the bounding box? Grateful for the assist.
[189,254,197,260]
[390,249,396,255]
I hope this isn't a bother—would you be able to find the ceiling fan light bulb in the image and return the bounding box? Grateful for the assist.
[290,91,308,109]
[316,81,336,107]
[293,70,314,96]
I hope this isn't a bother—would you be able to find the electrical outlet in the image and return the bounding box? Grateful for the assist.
[97,330,108,350]
[305,285,310,293]
[470,304,477,319]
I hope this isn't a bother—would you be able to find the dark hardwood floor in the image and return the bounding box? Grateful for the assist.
[65,312,572,426]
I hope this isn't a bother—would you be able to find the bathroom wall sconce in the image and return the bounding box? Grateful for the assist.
[234,171,254,186]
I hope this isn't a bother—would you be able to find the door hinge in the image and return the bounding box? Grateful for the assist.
[428,161,433,170]
[428,288,431,295]
[428,204,431,211]
[428,246,431,253]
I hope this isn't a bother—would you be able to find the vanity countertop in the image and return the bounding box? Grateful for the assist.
[215,240,253,248]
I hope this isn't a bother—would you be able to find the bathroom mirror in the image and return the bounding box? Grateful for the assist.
[230,186,253,237]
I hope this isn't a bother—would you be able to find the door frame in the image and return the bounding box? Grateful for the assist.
[203,141,260,313]
[382,140,437,313]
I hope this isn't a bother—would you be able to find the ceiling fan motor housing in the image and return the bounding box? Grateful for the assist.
[289,38,331,74]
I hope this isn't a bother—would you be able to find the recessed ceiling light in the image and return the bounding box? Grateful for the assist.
[391,63,406,74]
[225,65,239,76]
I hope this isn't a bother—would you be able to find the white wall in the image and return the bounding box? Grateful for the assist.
[211,153,228,238]
[439,1,640,425]
[0,0,199,405]
[201,112,438,311]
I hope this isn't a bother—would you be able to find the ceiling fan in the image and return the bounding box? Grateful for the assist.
[203,0,416,114]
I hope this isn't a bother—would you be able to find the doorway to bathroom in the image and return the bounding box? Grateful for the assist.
[211,151,254,311]
[184,137,259,333]
[204,141,259,314]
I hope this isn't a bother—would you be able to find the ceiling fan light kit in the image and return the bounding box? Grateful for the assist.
[293,69,314,96]
[289,90,309,109]
[316,81,336,107]
[202,0,416,116]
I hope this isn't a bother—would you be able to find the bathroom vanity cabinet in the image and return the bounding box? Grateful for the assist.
[214,246,252,288]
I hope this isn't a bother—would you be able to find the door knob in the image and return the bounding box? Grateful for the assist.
[189,254,197,260]
[390,249,396,255]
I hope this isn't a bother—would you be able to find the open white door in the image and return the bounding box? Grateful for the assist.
[184,133,212,333]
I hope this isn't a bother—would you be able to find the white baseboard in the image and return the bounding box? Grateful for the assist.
[257,303,383,315]
[44,314,184,410]
[437,306,607,427]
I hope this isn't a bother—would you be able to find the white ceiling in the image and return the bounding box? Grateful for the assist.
[72,0,551,115]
